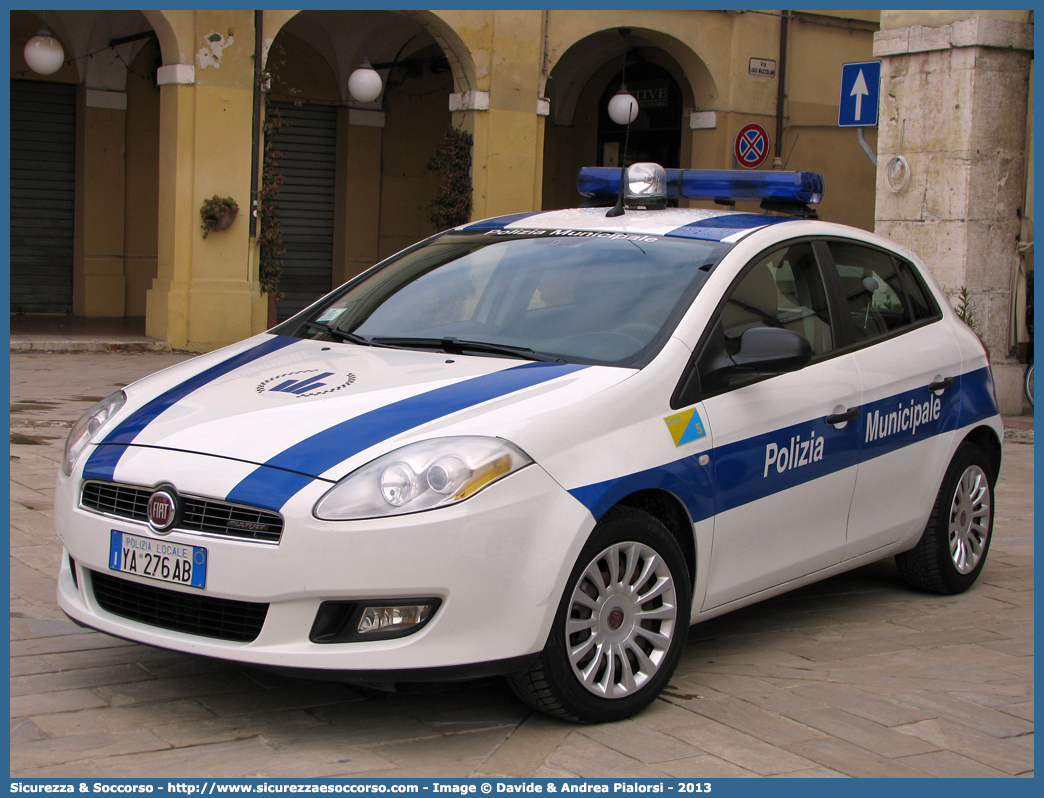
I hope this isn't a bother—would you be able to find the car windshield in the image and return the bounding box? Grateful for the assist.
[285,229,729,367]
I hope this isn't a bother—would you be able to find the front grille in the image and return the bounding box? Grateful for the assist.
[90,570,268,642]
[80,481,283,543]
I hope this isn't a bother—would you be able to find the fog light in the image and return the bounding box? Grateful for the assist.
[358,603,435,635]
[310,598,441,643]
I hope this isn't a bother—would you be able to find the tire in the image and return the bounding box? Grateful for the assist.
[1025,362,1033,408]
[508,506,691,723]
[895,442,995,595]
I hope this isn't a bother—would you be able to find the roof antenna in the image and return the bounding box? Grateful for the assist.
[606,30,637,218]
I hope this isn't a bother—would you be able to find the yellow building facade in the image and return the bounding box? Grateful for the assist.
[12,8,1029,381]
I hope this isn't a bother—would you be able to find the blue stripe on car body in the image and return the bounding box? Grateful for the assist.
[226,361,589,511]
[463,212,544,231]
[570,367,998,522]
[665,214,789,242]
[82,335,299,482]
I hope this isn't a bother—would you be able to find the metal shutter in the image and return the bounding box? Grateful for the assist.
[10,79,76,314]
[268,102,337,321]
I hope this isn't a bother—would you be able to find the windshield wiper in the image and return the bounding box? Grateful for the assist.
[371,336,565,362]
[301,321,373,346]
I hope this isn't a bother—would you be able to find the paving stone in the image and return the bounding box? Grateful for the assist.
[9,688,110,719]
[767,766,848,778]
[639,705,818,776]
[783,737,931,777]
[894,718,1035,775]
[370,728,516,772]
[33,698,216,737]
[473,712,574,777]
[149,709,323,748]
[683,673,826,715]
[199,682,366,717]
[895,691,1035,738]
[684,696,826,747]
[544,732,669,778]
[580,718,705,764]
[786,681,934,727]
[10,663,154,697]
[11,729,171,772]
[783,707,939,759]
[995,701,1034,722]
[10,762,108,779]
[895,749,1013,778]
[10,631,133,657]
[656,755,759,778]
[10,718,49,743]
[94,736,397,779]
[93,671,270,706]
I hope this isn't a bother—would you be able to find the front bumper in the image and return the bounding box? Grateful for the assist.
[56,456,594,672]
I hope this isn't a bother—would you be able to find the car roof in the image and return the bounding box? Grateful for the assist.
[461,207,799,243]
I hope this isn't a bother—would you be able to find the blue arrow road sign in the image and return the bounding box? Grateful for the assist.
[838,61,881,127]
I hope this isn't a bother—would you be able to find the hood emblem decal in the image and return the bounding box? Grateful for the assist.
[257,370,356,398]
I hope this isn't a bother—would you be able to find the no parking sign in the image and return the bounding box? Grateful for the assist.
[734,122,770,169]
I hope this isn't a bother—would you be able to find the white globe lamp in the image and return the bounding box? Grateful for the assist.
[608,90,638,126]
[348,59,383,103]
[24,25,65,75]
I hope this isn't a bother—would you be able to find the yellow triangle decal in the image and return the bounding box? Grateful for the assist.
[664,408,695,447]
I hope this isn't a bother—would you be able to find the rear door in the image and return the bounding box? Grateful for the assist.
[819,240,962,560]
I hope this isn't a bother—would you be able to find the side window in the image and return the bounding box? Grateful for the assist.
[827,242,918,342]
[720,242,833,355]
[896,259,939,322]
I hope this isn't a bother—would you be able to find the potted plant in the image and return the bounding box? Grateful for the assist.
[199,195,239,238]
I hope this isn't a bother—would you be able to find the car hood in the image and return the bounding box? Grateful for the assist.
[86,335,632,482]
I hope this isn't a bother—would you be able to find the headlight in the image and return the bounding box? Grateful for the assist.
[314,437,532,520]
[62,391,126,476]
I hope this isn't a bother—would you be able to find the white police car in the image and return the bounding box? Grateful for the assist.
[56,164,1001,723]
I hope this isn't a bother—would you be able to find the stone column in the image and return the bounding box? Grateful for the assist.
[873,16,1033,414]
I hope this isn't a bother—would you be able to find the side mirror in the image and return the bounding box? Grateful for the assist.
[731,327,813,375]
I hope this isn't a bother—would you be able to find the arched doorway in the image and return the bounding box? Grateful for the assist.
[266,11,459,321]
[541,30,696,211]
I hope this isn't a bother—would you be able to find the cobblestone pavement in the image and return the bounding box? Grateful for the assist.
[10,351,1034,778]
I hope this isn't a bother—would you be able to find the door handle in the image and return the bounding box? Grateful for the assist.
[826,407,860,425]
[929,377,955,392]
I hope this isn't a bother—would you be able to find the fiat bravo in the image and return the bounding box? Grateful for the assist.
[56,164,1001,722]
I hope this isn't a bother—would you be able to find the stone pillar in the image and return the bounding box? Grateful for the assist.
[462,10,546,220]
[146,11,267,351]
[873,17,1033,414]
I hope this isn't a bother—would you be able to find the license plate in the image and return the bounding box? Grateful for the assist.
[108,531,207,589]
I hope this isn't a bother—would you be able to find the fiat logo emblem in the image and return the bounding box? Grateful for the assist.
[147,489,177,534]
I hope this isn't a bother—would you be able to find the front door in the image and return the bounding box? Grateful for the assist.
[691,241,863,609]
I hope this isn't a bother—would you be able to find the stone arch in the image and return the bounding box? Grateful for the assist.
[401,11,477,94]
[265,10,477,107]
[80,11,157,92]
[140,11,180,68]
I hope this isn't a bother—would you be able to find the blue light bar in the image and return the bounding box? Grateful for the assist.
[676,170,824,205]
[577,167,621,198]
[577,166,824,206]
